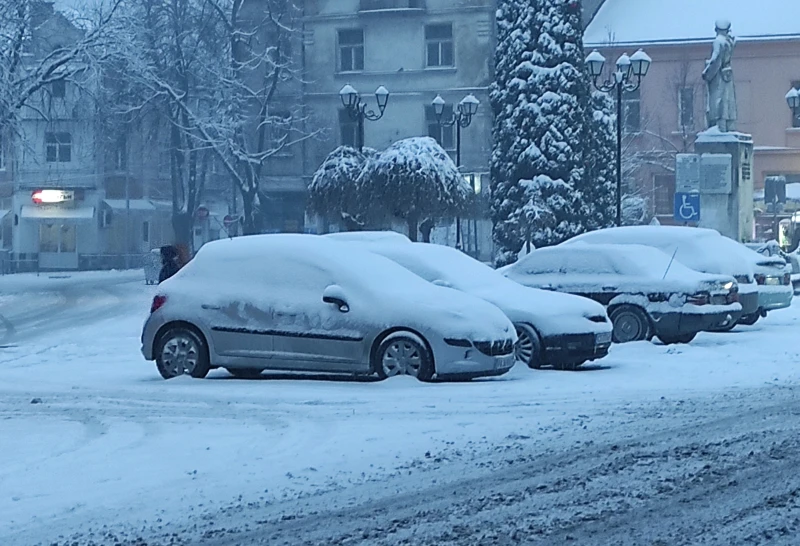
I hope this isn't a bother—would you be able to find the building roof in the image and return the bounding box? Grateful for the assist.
[585,0,800,47]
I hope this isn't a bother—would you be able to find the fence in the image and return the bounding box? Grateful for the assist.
[0,253,151,275]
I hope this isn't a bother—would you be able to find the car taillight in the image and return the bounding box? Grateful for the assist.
[686,293,709,305]
[151,295,167,313]
[754,274,766,285]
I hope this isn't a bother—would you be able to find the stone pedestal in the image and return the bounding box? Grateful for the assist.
[693,128,754,242]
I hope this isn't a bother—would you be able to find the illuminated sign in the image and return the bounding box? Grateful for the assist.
[32,190,74,204]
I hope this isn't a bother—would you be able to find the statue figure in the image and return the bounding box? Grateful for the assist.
[702,20,737,132]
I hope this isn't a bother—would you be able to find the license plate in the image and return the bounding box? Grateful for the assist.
[596,332,613,345]
[496,354,515,369]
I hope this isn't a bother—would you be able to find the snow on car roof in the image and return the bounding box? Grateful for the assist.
[324,231,411,244]
[519,242,710,281]
[567,226,756,275]
[355,241,612,321]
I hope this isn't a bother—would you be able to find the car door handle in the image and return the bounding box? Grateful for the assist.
[201,304,221,310]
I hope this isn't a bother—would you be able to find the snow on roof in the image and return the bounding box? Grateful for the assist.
[753,183,800,201]
[566,226,758,276]
[585,0,800,46]
[324,231,411,244]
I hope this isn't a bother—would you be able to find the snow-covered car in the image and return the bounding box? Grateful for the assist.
[565,226,762,328]
[345,240,613,370]
[746,241,800,295]
[503,243,742,344]
[324,231,412,244]
[141,234,517,382]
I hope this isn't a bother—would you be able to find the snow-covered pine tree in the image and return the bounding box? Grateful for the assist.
[583,90,617,230]
[491,0,590,266]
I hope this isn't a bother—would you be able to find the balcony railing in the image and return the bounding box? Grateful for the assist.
[359,0,425,12]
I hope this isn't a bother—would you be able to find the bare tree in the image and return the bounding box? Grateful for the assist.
[0,0,121,136]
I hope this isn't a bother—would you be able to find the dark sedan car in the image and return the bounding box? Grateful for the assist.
[503,243,743,344]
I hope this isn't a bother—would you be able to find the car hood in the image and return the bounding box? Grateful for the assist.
[467,284,611,337]
[379,285,517,344]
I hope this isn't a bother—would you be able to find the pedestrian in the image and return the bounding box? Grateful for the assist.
[158,245,180,283]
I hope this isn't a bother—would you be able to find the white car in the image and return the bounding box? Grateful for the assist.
[565,226,767,328]
[141,235,517,381]
[341,238,614,370]
[503,243,742,344]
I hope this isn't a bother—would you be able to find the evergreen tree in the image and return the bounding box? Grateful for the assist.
[308,146,376,231]
[491,0,591,266]
[583,90,617,230]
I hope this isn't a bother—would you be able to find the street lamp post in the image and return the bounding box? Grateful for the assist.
[339,84,390,152]
[432,93,480,250]
[586,48,652,227]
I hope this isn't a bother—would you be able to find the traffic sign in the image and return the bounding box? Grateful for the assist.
[674,192,700,223]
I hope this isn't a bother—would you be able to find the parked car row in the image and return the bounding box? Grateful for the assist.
[140,226,793,382]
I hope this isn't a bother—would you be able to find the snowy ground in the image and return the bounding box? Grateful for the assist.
[1,271,800,545]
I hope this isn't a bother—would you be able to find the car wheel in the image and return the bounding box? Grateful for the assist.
[609,305,652,343]
[374,332,434,382]
[155,327,210,380]
[514,323,542,369]
[657,332,697,345]
[226,368,263,379]
[737,312,760,326]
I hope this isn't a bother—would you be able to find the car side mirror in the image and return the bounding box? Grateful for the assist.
[432,279,453,288]
[323,284,350,313]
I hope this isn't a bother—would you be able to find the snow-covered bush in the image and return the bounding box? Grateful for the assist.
[357,137,471,242]
[308,146,376,231]
[622,194,650,226]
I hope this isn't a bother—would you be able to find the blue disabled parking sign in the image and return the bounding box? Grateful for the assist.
[674,192,700,223]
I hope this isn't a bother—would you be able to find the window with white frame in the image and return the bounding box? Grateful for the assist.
[792,80,800,129]
[51,79,66,99]
[269,111,293,155]
[425,24,454,68]
[338,29,364,72]
[45,132,72,162]
[623,88,641,133]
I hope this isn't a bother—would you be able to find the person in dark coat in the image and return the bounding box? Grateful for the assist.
[158,245,180,283]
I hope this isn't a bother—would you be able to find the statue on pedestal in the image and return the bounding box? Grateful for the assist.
[702,20,737,132]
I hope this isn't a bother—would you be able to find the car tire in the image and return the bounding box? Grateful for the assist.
[226,368,264,379]
[155,326,210,380]
[514,323,543,369]
[374,332,434,382]
[657,332,697,345]
[609,305,653,343]
[737,312,760,326]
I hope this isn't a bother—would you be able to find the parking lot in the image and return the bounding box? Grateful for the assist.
[2,271,800,545]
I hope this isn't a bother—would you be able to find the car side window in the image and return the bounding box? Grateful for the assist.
[262,258,334,293]
[565,252,617,275]
[523,254,565,275]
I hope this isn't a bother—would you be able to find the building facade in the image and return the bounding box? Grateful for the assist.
[301,0,497,259]
[585,0,800,240]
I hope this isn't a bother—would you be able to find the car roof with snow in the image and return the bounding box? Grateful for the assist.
[323,231,412,244]
[511,242,716,282]
[566,226,758,275]
[176,234,438,297]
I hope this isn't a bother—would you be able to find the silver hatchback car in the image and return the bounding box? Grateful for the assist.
[141,235,517,381]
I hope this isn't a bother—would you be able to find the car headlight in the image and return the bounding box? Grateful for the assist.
[723,281,734,291]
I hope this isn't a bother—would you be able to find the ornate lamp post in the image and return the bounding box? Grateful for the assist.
[339,84,390,152]
[432,93,480,250]
[586,48,651,226]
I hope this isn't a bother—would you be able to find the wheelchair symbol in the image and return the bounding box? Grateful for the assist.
[678,195,696,220]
